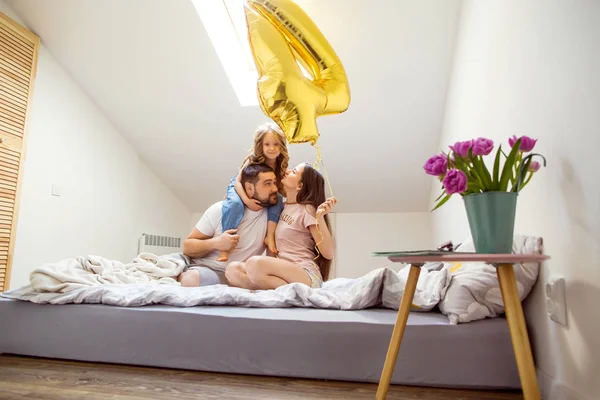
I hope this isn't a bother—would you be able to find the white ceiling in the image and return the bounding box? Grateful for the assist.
[6,0,462,213]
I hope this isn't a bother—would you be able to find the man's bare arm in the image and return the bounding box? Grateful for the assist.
[183,228,240,259]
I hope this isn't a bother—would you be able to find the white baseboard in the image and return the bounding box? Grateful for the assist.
[537,368,588,400]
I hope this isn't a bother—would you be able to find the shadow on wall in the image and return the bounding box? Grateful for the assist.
[565,280,600,396]
[560,159,600,397]
[525,158,600,399]
[528,269,599,399]
[561,159,600,243]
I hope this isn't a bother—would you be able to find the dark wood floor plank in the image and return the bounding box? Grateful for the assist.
[0,355,523,400]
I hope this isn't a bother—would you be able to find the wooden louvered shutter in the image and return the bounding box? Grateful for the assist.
[0,12,39,292]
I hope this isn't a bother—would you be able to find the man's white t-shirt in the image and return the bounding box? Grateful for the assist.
[191,201,267,270]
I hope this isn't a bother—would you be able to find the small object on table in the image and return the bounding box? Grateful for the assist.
[436,241,454,252]
[371,250,550,400]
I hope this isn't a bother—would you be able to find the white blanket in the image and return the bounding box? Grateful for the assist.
[27,253,186,293]
[1,254,450,311]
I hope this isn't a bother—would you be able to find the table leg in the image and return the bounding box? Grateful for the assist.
[376,265,421,400]
[496,263,541,400]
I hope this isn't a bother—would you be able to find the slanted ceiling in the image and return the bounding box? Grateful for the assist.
[6,0,462,213]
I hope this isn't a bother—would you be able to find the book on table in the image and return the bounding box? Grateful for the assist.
[372,250,476,257]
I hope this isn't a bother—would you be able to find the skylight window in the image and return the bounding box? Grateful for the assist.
[192,0,314,107]
[192,0,258,107]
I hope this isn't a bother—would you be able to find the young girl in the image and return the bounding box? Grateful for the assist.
[225,163,337,289]
[218,122,290,262]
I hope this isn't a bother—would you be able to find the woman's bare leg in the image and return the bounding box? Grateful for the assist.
[245,256,311,289]
[225,262,261,290]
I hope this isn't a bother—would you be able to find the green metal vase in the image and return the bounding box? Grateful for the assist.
[463,192,517,254]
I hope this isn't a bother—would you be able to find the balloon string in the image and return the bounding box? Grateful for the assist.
[313,207,324,261]
[311,143,333,261]
[313,143,334,197]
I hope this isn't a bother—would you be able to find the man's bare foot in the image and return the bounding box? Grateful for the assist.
[217,251,229,262]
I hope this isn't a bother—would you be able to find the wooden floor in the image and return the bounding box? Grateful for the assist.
[0,354,523,399]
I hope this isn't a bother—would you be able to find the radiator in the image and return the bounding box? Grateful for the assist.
[138,234,183,256]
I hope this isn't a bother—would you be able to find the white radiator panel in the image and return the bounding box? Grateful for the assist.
[138,234,183,256]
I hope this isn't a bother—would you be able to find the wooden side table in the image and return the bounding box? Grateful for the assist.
[373,252,550,400]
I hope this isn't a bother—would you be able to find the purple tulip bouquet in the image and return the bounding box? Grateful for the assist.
[424,135,546,210]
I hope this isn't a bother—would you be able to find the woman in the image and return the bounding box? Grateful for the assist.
[225,163,336,289]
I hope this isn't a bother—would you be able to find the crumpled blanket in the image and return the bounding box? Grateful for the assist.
[1,256,450,311]
[27,253,188,293]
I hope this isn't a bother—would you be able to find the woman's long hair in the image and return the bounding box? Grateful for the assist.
[296,164,332,281]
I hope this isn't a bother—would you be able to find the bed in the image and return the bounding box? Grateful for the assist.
[0,298,521,389]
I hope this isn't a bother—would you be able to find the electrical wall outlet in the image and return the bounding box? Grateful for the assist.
[51,184,61,197]
[545,277,567,326]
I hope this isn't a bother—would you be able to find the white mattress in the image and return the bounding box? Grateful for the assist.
[0,298,521,389]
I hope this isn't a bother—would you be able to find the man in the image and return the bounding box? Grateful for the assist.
[178,163,279,287]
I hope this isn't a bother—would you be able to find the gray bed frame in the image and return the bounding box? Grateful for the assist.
[0,298,521,389]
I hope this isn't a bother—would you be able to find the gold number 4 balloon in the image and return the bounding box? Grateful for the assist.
[244,0,351,145]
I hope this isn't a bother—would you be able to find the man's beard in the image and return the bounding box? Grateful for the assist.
[253,192,278,207]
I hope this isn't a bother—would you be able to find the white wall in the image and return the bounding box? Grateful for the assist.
[190,212,203,232]
[334,213,433,278]
[431,1,600,399]
[1,1,192,289]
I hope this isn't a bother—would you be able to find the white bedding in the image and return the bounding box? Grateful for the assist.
[1,234,543,323]
[27,253,185,293]
[2,253,449,311]
[438,234,543,323]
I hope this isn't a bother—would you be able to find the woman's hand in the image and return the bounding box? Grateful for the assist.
[317,197,338,216]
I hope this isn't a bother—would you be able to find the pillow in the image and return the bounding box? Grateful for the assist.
[438,234,543,324]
